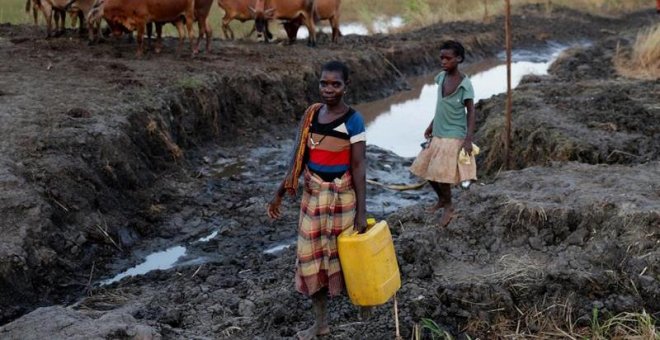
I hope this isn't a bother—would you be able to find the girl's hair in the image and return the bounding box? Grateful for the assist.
[321,61,350,81]
[440,40,466,63]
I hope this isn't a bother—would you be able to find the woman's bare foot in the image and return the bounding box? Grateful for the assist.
[296,322,330,340]
[438,205,454,227]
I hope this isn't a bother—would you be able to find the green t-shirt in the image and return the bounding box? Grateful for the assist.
[432,71,475,139]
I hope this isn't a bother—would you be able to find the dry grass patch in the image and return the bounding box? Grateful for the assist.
[615,24,660,80]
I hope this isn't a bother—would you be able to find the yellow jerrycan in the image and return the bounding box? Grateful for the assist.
[338,218,401,306]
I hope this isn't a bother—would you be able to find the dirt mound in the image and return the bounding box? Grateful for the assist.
[387,161,659,337]
[475,36,659,174]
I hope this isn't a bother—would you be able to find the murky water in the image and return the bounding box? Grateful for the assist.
[100,229,219,285]
[101,246,187,285]
[296,16,404,39]
[356,43,570,157]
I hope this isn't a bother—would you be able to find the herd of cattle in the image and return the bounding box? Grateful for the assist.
[26,0,342,56]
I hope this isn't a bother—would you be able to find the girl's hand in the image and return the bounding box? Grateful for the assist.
[462,137,473,156]
[424,126,433,139]
[267,195,283,219]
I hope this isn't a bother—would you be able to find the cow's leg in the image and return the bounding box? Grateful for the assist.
[155,23,164,54]
[174,20,184,55]
[54,10,64,36]
[136,23,146,57]
[32,4,39,26]
[44,6,53,38]
[146,22,153,49]
[303,14,316,47]
[186,16,196,55]
[77,10,85,36]
[204,19,212,52]
[221,16,233,40]
[329,16,340,43]
[195,19,204,53]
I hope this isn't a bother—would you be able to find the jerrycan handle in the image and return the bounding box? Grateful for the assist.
[347,217,378,237]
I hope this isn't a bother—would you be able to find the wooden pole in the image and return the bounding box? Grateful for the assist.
[504,0,512,170]
[394,294,402,339]
[483,0,488,21]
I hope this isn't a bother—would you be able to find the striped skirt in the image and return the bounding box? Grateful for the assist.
[295,169,356,297]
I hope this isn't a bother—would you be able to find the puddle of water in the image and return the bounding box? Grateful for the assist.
[297,16,404,39]
[356,45,566,157]
[264,239,296,254]
[197,230,218,242]
[100,246,186,285]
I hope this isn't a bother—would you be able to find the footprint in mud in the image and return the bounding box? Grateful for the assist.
[66,108,92,118]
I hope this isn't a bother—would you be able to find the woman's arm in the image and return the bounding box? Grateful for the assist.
[350,141,367,233]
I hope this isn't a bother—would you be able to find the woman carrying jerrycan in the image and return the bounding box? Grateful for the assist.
[267,60,367,340]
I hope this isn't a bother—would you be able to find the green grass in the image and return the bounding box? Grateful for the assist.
[1,0,33,25]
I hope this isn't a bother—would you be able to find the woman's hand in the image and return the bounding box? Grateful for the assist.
[462,137,473,156]
[354,213,367,234]
[267,194,283,219]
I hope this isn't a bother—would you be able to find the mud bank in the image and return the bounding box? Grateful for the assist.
[0,5,659,339]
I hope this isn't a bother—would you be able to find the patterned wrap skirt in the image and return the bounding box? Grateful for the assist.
[410,137,477,184]
[295,169,356,297]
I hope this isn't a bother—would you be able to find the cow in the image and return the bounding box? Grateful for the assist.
[147,0,214,53]
[29,0,68,37]
[65,0,96,35]
[87,0,196,57]
[217,0,271,41]
[283,0,341,44]
[251,0,316,46]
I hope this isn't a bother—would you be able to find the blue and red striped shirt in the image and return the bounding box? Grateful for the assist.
[306,108,366,182]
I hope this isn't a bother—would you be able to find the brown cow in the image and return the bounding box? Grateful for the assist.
[88,0,195,56]
[217,0,272,41]
[149,0,214,53]
[251,0,316,46]
[283,0,341,44]
[66,0,96,35]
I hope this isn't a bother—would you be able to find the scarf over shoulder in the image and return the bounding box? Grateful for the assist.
[283,103,323,196]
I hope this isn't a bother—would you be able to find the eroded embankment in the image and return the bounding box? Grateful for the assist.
[0,5,658,337]
[476,35,660,174]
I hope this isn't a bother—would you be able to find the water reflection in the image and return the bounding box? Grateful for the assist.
[297,16,404,39]
[357,46,566,157]
[101,246,187,285]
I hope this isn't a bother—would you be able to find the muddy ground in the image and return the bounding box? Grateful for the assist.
[0,5,658,339]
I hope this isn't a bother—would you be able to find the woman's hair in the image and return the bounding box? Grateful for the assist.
[440,40,466,63]
[321,61,350,81]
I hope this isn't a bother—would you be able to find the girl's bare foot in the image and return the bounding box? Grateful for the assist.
[438,205,454,227]
[296,322,330,340]
[425,200,447,213]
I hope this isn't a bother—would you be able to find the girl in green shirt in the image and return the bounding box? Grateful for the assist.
[410,40,477,227]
